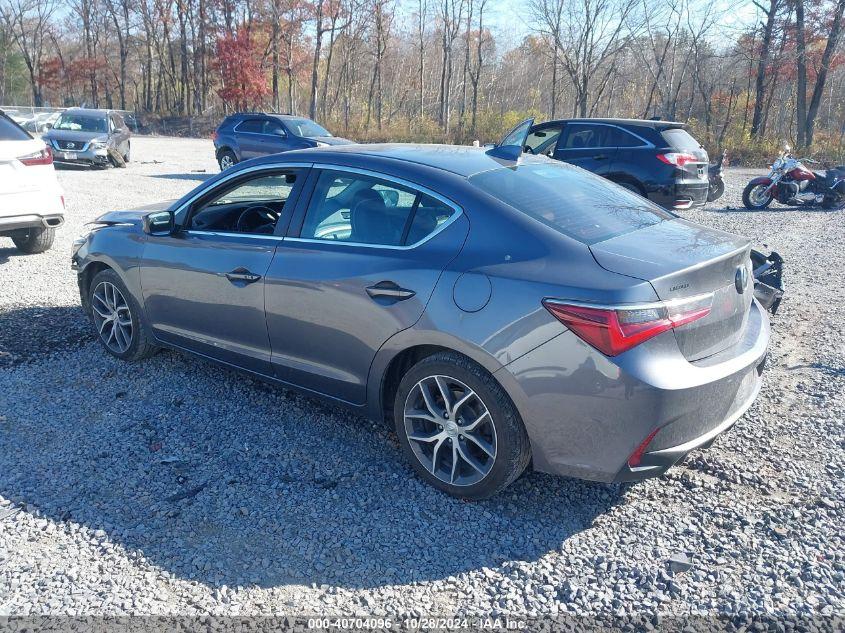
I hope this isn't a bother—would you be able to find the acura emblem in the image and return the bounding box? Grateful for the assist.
[735,266,748,294]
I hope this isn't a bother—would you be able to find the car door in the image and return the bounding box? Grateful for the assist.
[525,123,564,158]
[264,167,469,404]
[110,113,130,155]
[140,165,309,374]
[261,119,292,155]
[553,123,617,175]
[233,119,266,159]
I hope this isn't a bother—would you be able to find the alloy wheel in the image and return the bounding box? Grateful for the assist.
[92,281,134,354]
[220,154,234,170]
[403,375,497,486]
[749,185,772,206]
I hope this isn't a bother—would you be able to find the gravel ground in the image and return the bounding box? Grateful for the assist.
[0,137,843,622]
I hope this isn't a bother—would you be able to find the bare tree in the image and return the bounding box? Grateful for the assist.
[1,0,57,105]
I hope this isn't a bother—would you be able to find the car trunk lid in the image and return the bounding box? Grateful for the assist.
[589,218,753,361]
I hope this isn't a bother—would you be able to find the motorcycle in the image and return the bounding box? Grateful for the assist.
[743,147,845,210]
[707,149,727,202]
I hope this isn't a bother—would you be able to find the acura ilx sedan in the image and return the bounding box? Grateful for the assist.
[71,126,769,499]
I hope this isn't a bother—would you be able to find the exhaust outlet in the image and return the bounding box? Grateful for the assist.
[42,216,64,228]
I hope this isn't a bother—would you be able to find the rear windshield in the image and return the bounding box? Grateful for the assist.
[468,163,673,245]
[0,114,32,141]
[661,128,701,151]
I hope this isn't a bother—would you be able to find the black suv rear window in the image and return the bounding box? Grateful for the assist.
[661,128,701,151]
[468,162,673,245]
[0,114,31,141]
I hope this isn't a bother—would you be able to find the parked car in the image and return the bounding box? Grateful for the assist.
[42,108,131,168]
[23,111,61,134]
[212,112,353,170]
[72,127,769,499]
[0,110,64,253]
[524,118,710,210]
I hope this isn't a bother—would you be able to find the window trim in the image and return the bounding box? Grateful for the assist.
[287,165,464,251]
[173,162,314,239]
[558,122,653,151]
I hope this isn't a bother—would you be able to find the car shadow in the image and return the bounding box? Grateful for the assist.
[0,304,626,591]
[148,173,214,182]
[710,204,840,214]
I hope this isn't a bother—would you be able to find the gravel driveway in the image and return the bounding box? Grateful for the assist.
[0,137,842,622]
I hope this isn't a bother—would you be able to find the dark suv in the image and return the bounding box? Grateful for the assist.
[525,118,709,209]
[213,112,353,170]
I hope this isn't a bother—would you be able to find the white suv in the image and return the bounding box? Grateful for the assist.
[0,111,65,253]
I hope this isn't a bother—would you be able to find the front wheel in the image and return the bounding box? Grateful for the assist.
[393,352,531,500]
[11,226,55,253]
[89,269,158,361]
[742,182,774,210]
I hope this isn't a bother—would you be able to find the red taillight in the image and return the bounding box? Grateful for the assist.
[18,147,53,166]
[542,295,712,356]
[211,131,219,141]
[657,152,698,167]
[627,428,660,468]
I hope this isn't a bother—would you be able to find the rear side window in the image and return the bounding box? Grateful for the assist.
[0,114,31,141]
[300,170,456,246]
[607,127,647,148]
[236,119,264,133]
[661,128,701,151]
[468,163,673,245]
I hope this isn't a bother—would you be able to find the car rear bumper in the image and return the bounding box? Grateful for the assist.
[495,299,770,483]
[648,182,709,209]
[0,213,64,233]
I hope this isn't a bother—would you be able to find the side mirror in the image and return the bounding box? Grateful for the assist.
[44,123,52,130]
[143,210,174,236]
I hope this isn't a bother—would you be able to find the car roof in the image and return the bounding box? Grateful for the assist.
[228,112,310,121]
[252,143,553,178]
[541,117,686,129]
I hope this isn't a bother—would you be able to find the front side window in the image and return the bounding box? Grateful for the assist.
[300,171,456,246]
[53,113,108,133]
[468,162,672,245]
[264,119,286,136]
[188,171,299,235]
[525,126,563,156]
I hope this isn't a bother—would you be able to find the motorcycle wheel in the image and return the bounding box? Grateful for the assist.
[742,182,774,210]
[821,195,845,210]
[707,178,725,202]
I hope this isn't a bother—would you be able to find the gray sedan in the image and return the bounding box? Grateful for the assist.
[71,138,769,499]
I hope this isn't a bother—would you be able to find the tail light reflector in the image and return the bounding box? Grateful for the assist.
[18,147,53,166]
[657,152,698,167]
[542,294,712,356]
[627,428,660,468]
[211,131,219,141]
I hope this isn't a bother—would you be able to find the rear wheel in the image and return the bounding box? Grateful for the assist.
[742,182,774,210]
[11,226,55,254]
[393,352,531,500]
[707,178,725,202]
[123,142,131,163]
[218,150,237,171]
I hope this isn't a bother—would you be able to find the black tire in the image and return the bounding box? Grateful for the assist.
[88,268,159,361]
[393,352,531,500]
[742,181,774,210]
[11,226,55,254]
[123,142,131,163]
[707,178,725,202]
[218,149,238,171]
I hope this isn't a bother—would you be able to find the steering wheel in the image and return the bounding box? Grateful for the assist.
[236,205,279,233]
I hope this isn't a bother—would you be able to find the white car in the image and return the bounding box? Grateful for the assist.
[0,110,64,253]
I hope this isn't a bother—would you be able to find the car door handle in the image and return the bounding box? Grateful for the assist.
[221,268,262,284]
[366,281,416,301]
[593,154,609,160]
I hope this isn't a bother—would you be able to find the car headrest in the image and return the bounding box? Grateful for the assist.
[350,189,396,245]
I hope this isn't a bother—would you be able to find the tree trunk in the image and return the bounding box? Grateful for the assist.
[795,0,807,148]
[751,0,778,138]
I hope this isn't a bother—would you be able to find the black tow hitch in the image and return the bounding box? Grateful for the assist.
[751,249,784,314]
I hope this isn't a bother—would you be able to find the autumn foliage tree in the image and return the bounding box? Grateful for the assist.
[214,27,269,111]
